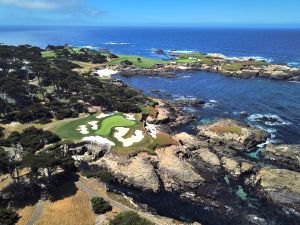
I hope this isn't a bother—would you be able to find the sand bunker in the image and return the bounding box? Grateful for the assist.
[114,127,144,147]
[145,123,158,138]
[125,113,136,121]
[96,112,113,119]
[77,125,89,134]
[95,69,119,78]
[88,121,98,130]
[83,136,116,146]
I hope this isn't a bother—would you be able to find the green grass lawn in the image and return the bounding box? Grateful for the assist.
[96,115,136,136]
[53,115,97,140]
[41,50,57,58]
[107,54,168,69]
[176,53,214,65]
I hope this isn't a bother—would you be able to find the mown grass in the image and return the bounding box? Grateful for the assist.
[176,53,214,65]
[210,126,243,135]
[53,115,97,140]
[107,54,168,69]
[96,115,136,136]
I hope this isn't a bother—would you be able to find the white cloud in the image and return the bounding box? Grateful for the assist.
[0,0,79,10]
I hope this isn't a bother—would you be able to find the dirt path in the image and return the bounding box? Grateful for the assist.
[25,200,45,225]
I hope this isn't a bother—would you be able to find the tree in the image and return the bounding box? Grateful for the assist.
[109,211,154,225]
[0,147,9,173]
[0,208,19,225]
[91,197,112,214]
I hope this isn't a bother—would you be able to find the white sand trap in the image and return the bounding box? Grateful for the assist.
[83,136,116,146]
[96,112,113,119]
[114,127,144,147]
[88,121,98,130]
[125,114,136,121]
[77,125,89,134]
[95,69,119,78]
[145,123,158,138]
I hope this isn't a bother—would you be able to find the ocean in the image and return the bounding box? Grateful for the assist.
[0,26,299,144]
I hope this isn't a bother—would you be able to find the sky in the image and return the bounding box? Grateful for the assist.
[0,0,300,27]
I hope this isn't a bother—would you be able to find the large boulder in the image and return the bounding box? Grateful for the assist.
[156,146,205,192]
[195,148,221,167]
[174,132,206,150]
[99,154,160,193]
[264,144,300,171]
[250,168,300,213]
[197,119,270,151]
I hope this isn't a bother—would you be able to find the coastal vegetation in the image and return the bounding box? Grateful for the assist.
[107,54,168,69]
[109,211,154,225]
[91,197,112,214]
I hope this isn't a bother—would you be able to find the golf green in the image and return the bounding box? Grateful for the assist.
[96,115,136,136]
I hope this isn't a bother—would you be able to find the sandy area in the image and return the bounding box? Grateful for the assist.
[83,136,116,146]
[95,69,119,78]
[88,121,98,130]
[124,113,135,121]
[114,127,144,147]
[145,123,158,138]
[77,125,89,134]
[96,112,113,119]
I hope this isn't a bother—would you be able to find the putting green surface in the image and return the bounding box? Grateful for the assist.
[96,115,136,136]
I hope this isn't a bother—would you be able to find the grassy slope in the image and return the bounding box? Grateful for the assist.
[35,183,95,225]
[108,54,168,69]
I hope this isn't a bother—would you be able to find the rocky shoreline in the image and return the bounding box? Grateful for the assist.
[100,56,300,81]
[64,99,300,225]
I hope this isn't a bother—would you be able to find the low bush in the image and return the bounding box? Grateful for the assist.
[109,211,154,225]
[91,197,112,214]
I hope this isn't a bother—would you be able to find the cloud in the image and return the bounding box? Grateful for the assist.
[0,0,79,10]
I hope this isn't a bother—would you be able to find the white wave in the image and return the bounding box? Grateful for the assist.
[207,53,273,63]
[248,114,291,126]
[104,42,131,45]
[82,45,98,50]
[287,62,300,67]
[179,75,191,79]
[209,99,218,103]
[168,50,196,54]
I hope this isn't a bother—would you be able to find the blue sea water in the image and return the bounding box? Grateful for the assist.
[0,26,299,143]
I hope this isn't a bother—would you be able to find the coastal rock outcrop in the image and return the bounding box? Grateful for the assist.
[174,132,206,150]
[63,141,109,163]
[197,119,270,151]
[195,148,221,167]
[264,144,300,171]
[156,146,205,192]
[99,154,160,193]
[250,168,300,213]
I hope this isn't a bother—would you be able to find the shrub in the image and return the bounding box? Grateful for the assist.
[120,60,133,66]
[109,211,154,225]
[0,208,19,225]
[0,127,4,138]
[91,197,112,214]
